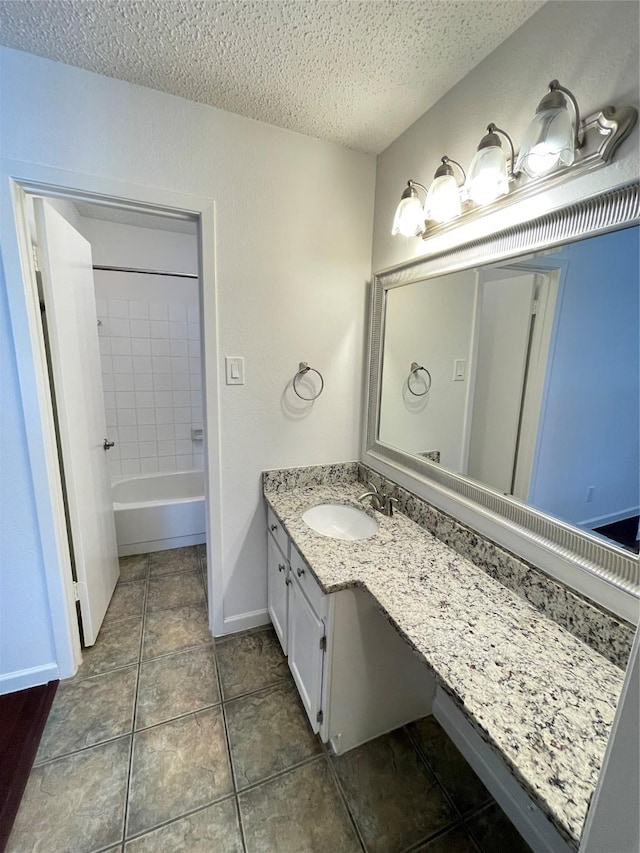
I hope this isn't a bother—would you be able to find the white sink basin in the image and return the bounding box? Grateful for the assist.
[302,503,379,541]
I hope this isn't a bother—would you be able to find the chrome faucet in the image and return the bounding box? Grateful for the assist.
[358,481,397,517]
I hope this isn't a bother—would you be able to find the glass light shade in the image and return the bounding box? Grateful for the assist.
[426,174,461,223]
[391,194,425,237]
[466,145,509,205]
[515,106,576,178]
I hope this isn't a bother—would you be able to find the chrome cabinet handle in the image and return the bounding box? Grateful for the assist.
[103,438,115,451]
[270,524,277,532]
[278,563,285,573]
[297,567,305,577]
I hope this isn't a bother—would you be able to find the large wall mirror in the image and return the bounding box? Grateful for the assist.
[366,183,639,594]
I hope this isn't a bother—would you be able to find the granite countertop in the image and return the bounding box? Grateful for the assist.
[263,478,625,849]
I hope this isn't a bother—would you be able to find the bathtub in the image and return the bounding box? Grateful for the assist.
[113,471,206,556]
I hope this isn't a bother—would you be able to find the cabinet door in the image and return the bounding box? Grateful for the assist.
[267,533,289,655]
[288,575,325,734]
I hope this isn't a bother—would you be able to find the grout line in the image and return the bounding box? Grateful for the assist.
[133,701,223,735]
[221,673,294,706]
[122,793,237,845]
[121,553,149,846]
[402,723,467,821]
[234,752,327,798]
[215,650,249,851]
[139,637,214,665]
[233,795,249,853]
[323,754,369,853]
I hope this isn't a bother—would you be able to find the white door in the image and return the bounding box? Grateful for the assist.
[34,199,119,645]
[288,576,325,733]
[466,272,536,494]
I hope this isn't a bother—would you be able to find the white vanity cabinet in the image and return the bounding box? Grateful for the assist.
[266,507,290,654]
[266,506,436,752]
[288,543,328,734]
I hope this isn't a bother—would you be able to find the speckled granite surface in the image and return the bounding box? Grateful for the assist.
[263,469,626,849]
[355,464,635,670]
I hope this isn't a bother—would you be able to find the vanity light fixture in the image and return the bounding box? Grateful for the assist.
[515,79,582,177]
[391,180,428,237]
[425,157,466,223]
[466,124,516,206]
[391,77,637,241]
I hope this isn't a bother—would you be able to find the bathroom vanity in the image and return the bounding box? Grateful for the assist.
[263,463,627,853]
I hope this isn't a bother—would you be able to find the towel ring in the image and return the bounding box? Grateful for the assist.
[408,362,432,397]
[293,362,324,401]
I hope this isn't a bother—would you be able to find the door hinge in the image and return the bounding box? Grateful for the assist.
[72,581,80,602]
[319,635,326,652]
[531,299,539,315]
[32,243,41,273]
[316,709,323,724]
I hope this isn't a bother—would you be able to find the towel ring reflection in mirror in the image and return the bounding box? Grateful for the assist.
[408,362,432,397]
[293,362,324,401]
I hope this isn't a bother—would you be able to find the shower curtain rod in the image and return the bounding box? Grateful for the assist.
[93,264,198,280]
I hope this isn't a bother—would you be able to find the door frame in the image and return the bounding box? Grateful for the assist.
[1,159,224,678]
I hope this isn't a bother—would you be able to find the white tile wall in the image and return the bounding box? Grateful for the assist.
[97,297,204,478]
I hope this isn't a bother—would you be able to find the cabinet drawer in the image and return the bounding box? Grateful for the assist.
[290,543,325,617]
[267,505,289,558]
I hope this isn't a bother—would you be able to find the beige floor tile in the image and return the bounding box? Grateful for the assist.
[135,643,220,729]
[36,667,137,762]
[149,546,200,576]
[124,798,243,853]
[126,706,233,837]
[238,757,362,853]
[407,716,492,816]
[119,554,149,583]
[226,679,321,789]
[77,616,143,678]
[466,803,533,852]
[331,729,456,853]
[7,736,130,853]
[414,825,480,852]
[142,602,211,660]
[104,581,146,625]
[216,627,289,700]
[146,569,204,612]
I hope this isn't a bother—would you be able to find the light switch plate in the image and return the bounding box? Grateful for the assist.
[453,359,466,381]
[225,356,244,385]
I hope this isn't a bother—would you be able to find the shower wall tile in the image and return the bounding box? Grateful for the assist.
[97,296,203,479]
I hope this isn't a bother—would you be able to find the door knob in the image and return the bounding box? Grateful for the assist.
[103,438,115,451]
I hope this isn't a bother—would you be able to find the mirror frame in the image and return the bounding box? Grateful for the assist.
[365,181,639,596]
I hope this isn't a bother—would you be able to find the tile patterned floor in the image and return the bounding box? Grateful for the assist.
[8,545,533,853]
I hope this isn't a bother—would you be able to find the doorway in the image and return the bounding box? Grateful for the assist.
[465,263,560,500]
[4,170,222,680]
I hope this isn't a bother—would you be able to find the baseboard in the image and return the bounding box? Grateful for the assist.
[0,664,59,696]
[578,506,639,530]
[118,532,206,556]
[219,608,270,636]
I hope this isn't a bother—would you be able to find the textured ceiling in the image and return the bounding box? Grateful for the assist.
[0,0,544,154]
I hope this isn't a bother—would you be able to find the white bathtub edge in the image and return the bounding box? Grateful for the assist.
[118,532,206,557]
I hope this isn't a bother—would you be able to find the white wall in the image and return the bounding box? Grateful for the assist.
[529,228,639,528]
[372,1,639,274]
[0,45,375,683]
[379,269,476,469]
